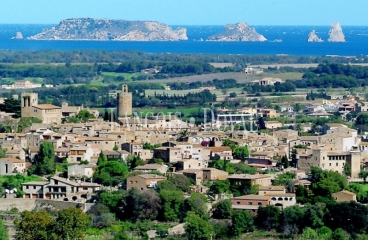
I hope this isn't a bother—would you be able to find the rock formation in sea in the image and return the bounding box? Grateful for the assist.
[27,18,188,41]
[207,22,267,42]
[328,22,345,42]
[307,30,323,42]
[12,32,23,39]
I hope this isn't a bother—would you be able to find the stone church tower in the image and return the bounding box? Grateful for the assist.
[117,84,132,117]
[21,92,38,118]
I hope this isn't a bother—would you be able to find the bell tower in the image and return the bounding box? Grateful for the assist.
[21,93,38,118]
[117,84,132,117]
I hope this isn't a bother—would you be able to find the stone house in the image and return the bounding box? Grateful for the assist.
[0,158,26,175]
[126,174,167,191]
[68,164,95,178]
[202,168,228,182]
[209,146,233,160]
[67,145,94,163]
[177,159,204,171]
[134,164,168,174]
[332,190,357,202]
[5,148,26,161]
[22,176,100,202]
[153,147,182,163]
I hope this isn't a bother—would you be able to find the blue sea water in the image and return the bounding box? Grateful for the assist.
[1,24,368,56]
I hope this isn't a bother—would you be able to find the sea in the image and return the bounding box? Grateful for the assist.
[1,24,368,56]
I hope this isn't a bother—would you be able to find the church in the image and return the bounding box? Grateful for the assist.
[21,93,62,124]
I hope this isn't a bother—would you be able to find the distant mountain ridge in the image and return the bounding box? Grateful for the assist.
[27,18,188,41]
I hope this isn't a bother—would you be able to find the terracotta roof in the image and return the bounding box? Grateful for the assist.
[209,146,232,152]
[34,104,61,109]
[0,158,24,163]
[233,194,270,200]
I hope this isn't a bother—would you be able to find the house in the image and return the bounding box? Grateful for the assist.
[68,164,95,178]
[209,146,233,160]
[356,102,368,112]
[280,105,294,113]
[257,108,279,118]
[5,148,26,161]
[134,164,168,174]
[153,147,182,163]
[127,174,167,191]
[332,190,357,202]
[0,158,26,175]
[265,121,282,130]
[177,159,204,171]
[232,195,270,213]
[22,176,100,202]
[228,174,272,188]
[67,145,94,163]
[202,168,228,182]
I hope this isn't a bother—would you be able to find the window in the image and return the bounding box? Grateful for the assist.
[130,181,133,184]
[329,163,331,166]
[248,202,253,205]
[336,163,338,166]
[26,186,29,189]
[33,186,36,189]
[258,202,262,206]
[236,201,240,205]
[83,188,88,190]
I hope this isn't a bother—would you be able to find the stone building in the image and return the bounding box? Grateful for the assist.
[126,174,167,191]
[117,84,132,117]
[297,148,360,177]
[21,93,62,124]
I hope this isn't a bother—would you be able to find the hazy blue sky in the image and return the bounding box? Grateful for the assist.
[0,0,367,25]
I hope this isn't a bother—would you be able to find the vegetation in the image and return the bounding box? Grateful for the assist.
[28,141,55,176]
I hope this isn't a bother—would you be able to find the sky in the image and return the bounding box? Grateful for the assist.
[0,0,367,26]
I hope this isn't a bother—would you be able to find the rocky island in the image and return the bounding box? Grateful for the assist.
[307,30,323,42]
[328,22,345,42]
[207,22,267,42]
[27,18,188,41]
[12,32,23,40]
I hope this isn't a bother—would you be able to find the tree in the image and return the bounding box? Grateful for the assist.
[299,227,319,240]
[15,210,54,240]
[212,199,232,219]
[159,190,184,222]
[53,207,89,240]
[0,218,8,240]
[359,170,368,182]
[209,180,230,195]
[67,110,95,123]
[281,155,290,169]
[29,141,55,175]
[97,152,108,166]
[184,212,213,240]
[273,172,294,187]
[255,205,281,230]
[295,123,303,136]
[231,210,254,237]
[258,117,266,130]
[294,103,302,113]
[343,163,351,176]
[169,174,192,193]
[125,189,162,222]
[233,146,249,160]
[0,98,21,117]
[281,205,305,236]
[125,155,145,171]
[181,193,209,220]
[17,117,42,132]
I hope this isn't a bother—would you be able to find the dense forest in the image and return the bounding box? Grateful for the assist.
[0,50,365,65]
[292,63,368,88]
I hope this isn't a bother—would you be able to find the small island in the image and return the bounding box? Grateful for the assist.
[27,18,188,41]
[328,22,345,42]
[207,22,267,42]
[307,30,323,42]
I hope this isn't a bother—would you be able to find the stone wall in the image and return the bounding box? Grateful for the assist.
[0,199,36,212]
[0,199,94,213]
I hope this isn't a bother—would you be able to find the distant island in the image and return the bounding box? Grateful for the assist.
[307,30,323,42]
[328,22,345,42]
[207,22,267,42]
[27,18,188,41]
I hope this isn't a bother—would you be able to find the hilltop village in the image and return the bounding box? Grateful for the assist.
[3,54,368,239]
[0,82,368,239]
